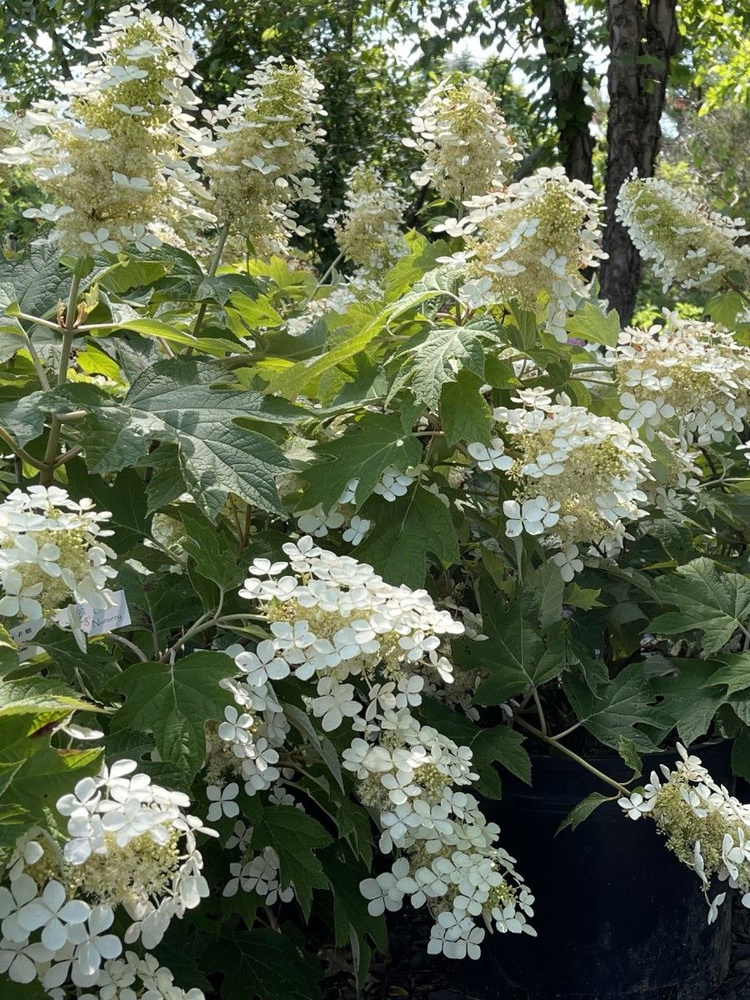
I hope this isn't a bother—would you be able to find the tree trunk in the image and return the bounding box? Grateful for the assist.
[600,0,679,323]
[530,0,595,184]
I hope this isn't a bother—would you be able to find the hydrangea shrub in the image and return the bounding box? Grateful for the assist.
[2,6,750,999]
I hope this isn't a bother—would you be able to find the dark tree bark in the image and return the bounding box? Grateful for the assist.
[530,0,595,184]
[600,0,679,323]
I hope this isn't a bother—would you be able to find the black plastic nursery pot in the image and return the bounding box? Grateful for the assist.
[467,741,733,1000]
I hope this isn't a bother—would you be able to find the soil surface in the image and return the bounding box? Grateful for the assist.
[321,904,750,1000]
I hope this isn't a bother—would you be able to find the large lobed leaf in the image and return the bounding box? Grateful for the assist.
[439,369,492,447]
[651,557,750,655]
[357,486,459,588]
[251,805,333,919]
[109,651,237,786]
[215,928,322,1000]
[408,325,484,410]
[266,288,448,401]
[564,662,671,753]
[650,657,727,745]
[300,412,422,513]
[458,584,567,706]
[44,360,298,520]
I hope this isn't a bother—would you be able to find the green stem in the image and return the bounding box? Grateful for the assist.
[531,687,548,736]
[23,333,51,391]
[16,312,64,332]
[570,364,614,374]
[309,250,344,301]
[568,376,614,386]
[158,591,227,662]
[514,716,630,795]
[0,426,46,471]
[41,274,80,485]
[704,477,750,487]
[191,222,231,341]
[56,410,87,423]
[157,610,268,662]
[107,633,149,662]
[552,721,583,741]
[214,613,267,624]
[53,445,82,467]
[74,322,122,333]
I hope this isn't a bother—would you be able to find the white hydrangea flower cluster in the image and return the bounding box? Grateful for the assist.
[292,465,421,551]
[204,662,289,798]
[373,465,420,502]
[605,312,750,446]
[0,93,29,182]
[201,56,325,255]
[296,506,346,538]
[404,75,520,203]
[232,537,533,957]
[0,761,214,992]
[0,864,118,989]
[79,952,205,1000]
[619,744,750,925]
[2,4,205,256]
[445,167,606,341]
[617,175,750,293]
[354,709,535,958]
[641,430,702,518]
[488,394,653,566]
[329,163,408,276]
[223,841,294,906]
[0,486,116,620]
[219,790,302,903]
[56,760,215,949]
[237,536,461,705]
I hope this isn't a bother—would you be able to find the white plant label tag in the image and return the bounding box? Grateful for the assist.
[9,619,45,643]
[74,589,132,636]
[55,590,132,636]
[9,591,132,649]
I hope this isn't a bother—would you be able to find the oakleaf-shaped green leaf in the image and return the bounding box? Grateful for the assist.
[439,369,492,447]
[651,558,750,655]
[651,658,726,745]
[704,651,750,699]
[0,677,93,720]
[45,360,297,520]
[564,662,669,752]
[357,486,458,588]
[110,651,237,785]
[1,713,102,822]
[180,508,246,590]
[462,586,567,705]
[471,725,532,797]
[409,326,484,410]
[266,289,443,400]
[252,805,333,918]
[0,393,47,446]
[300,413,422,512]
[216,928,322,1000]
[565,301,620,347]
[0,244,74,319]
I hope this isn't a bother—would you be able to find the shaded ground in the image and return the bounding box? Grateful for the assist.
[322,906,750,1000]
